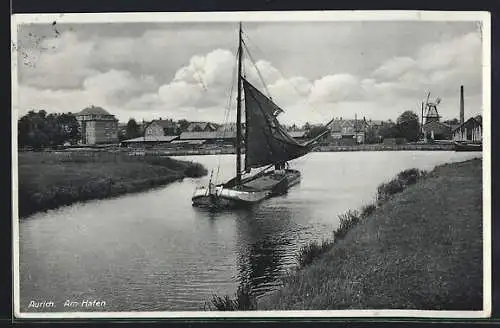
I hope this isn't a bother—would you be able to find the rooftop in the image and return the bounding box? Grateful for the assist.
[186,122,218,132]
[329,119,368,132]
[288,130,308,138]
[77,105,112,116]
[180,131,237,140]
[452,116,483,132]
[121,135,179,143]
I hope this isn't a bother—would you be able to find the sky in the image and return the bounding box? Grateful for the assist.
[14,18,484,125]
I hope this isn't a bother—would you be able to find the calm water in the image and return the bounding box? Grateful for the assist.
[19,151,481,312]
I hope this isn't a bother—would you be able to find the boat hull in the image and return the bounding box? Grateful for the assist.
[192,169,301,209]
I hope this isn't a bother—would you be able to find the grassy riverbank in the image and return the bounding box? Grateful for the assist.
[210,158,483,311]
[17,151,207,218]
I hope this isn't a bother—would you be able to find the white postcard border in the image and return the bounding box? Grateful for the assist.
[11,10,492,319]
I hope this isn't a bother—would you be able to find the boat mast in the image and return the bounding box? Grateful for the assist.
[236,22,243,184]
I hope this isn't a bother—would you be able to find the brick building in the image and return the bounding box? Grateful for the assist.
[76,105,118,145]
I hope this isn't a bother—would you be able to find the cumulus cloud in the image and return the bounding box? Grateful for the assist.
[372,57,416,81]
[15,22,483,123]
[20,31,99,89]
[83,70,159,106]
[309,74,361,104]
[369,32,482,99]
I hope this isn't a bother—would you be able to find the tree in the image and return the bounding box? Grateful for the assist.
[365,126,379,144]
[18,110,81,149]
[126,118,141,139]
[443,118,459,125]
[396,110,420,142]
[378,121,400,140]
[178,119,190,132]
[57,113,80,144]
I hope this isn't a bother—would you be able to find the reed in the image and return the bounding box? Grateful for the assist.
[360,203,377,218]
[296,239,335,269]
[333,209,361,241]
[206,284,256,311]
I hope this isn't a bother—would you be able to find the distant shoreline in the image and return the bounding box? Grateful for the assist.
[124,143,456,157]
[26,142,460,157]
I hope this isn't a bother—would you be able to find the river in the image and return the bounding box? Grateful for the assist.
[18,151,481,312]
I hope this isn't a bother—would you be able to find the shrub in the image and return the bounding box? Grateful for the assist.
[377,168,427,203]
[377,179,405,202]
[184,162,208,178]
[296,240,334,269]
[334,210,360,241]
[397,168,424,186]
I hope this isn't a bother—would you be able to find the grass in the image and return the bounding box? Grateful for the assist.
[17,150,207,218]
[256,158,483,310]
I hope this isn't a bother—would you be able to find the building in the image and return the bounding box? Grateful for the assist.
[450,85,482,142]
[422,121,452,141]
[179,131,237,146]
[144,119,179,137]
[452,115,482,142]
[76,105,118,145]
[186,122,218,132]
[287,130,309,143]
[328,118,368,145]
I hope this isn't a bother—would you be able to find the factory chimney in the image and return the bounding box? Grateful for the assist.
[460,85,464,125]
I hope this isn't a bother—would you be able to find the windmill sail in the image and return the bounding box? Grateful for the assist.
[242,78,312,170]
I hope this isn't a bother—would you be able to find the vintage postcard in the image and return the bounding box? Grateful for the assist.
[11,11,491,319]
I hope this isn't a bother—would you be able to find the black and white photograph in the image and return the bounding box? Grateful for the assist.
[12,11,491,318]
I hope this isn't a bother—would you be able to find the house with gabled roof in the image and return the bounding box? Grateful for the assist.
[452,115,482,142]
[328,118,368,145]
[144,119,179,137]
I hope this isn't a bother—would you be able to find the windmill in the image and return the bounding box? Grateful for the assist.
[422,92,441,125]
[420,92,442,142]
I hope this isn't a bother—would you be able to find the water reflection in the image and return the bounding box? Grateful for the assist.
[232,201,306,297]
[19,152,481,311]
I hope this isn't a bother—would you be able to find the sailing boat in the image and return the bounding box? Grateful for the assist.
[192,23,333,209]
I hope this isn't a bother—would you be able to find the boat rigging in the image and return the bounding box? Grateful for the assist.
[192,22,334,209]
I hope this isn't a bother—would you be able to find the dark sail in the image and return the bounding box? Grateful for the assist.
[243,78,313,170]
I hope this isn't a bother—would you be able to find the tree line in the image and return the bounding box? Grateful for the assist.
[18,110,80,149]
